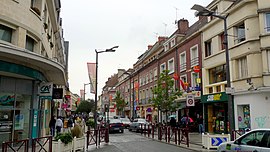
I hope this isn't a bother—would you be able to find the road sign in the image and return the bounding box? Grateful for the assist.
[211,137,227,146]
[186,94,195,106]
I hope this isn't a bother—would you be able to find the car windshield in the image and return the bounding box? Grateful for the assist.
[134,119,146,123]
[109,119,121,123]
[120,118,130,122]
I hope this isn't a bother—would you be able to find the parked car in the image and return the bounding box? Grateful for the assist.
[129,118,151,133]
[120,118,131,128]
[217,128,270,152]
[108,118,124,133]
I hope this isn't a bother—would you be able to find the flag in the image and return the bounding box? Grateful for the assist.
[87,62,96,94]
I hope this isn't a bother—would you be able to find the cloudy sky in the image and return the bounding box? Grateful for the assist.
[61,0,212,99]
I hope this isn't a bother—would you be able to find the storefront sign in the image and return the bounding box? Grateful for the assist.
[32,110,38,138]
[39,82,53,97]
[201,92,228,103]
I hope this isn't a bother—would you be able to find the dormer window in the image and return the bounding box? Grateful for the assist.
[170,39,175,47]
[164,44,169,51]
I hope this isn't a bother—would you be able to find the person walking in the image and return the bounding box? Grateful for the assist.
[49,116,56,137]
[198,115,204,134]
[55,116,63,135]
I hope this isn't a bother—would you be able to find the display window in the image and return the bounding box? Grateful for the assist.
[237,104,251,130]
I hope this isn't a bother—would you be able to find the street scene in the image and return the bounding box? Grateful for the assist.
[1,0,270,152]
[88,129,196,152]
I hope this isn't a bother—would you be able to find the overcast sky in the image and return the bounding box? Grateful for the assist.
[61,0,212,99]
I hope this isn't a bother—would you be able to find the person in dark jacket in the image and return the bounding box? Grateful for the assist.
[170,117,177,128]
[49,116,56,137]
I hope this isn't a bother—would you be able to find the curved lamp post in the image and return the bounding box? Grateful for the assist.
[191,4,234,135]
[94,46,118,129]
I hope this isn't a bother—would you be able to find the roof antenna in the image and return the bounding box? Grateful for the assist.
[174,7,179,24]
[163,23,167,36]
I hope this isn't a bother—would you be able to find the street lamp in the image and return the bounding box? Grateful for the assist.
[83,83,91,101]
[94,46,118,129]
[191,4,234,135]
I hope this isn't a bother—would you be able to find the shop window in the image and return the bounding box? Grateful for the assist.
[205,40,212,57]
[0,24,12,43]
[216,86,221,92]
[237,105,250,130]
[208,64,226,84]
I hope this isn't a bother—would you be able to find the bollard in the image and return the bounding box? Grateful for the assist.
[148,124,150,137]
[178,128,180,145]
[152,124,154,139]
[175,127,177,145]
[168,126,170,143]
[141,124,143,135]
[165,126,167,142]
[144,124,146,136]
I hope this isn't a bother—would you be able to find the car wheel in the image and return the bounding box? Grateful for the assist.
[129,128,132,131]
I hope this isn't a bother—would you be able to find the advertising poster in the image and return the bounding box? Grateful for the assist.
[15,114,24,130]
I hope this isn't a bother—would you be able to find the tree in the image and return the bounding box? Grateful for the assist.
[114,91,126,117]
[75,99,94,114]
[151,70,182,123]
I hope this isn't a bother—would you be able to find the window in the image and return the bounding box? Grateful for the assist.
[180,75,187,90]
[235,23,246,44]
[164,44,169,51]
[180,52,186,72]
[0,24,12,42]
[237,57,248,79]
[265,13,270,33]
[267,50,270,72]
[190,45,199,67]
[170,39,175,47]
[160,63,166,73]
[154,68,158,80]
[208,64,226,84]
[205,40,212,57]
[239,131,266,147]
[149,70,153,82]
[146,74,149,84]
[25,36,35,52]
[168,58,174,74]
[219,32,225,50]
[191,72,199,87]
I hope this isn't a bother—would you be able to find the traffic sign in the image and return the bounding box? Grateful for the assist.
[211,137,227,146]
[186,94,195,106]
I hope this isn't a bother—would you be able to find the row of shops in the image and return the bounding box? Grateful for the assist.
[128,90,267,134]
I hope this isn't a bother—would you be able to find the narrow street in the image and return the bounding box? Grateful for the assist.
[88,129,196,152]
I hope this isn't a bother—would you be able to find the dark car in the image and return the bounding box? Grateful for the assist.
[129,118,151,133]
[109,119,124,133]
[120,118,131,128]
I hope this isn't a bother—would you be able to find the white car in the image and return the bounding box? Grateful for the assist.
[217,128,270,152]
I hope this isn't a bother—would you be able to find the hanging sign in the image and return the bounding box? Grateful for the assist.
[39,82,53,98]
[186,94,195,106]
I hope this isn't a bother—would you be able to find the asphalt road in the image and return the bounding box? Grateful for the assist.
[88,129,196,152]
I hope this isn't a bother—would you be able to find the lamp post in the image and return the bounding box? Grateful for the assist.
[83,83,91,101]
[94,46,118,129]
[191,4,234,135]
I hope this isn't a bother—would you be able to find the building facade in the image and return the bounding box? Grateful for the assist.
[0,0,68,143]
[201,0,270,133]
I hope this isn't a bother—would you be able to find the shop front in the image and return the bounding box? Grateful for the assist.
[201,92,229,134]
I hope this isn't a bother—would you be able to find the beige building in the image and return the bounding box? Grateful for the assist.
[0,0,68,142]
[200,0,270,133]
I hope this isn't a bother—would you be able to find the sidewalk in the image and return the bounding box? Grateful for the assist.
[141,131,217,152]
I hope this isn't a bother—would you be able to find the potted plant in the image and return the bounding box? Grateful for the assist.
[86,119,95,129]
[71,124,85,151]
[53,132,73,151]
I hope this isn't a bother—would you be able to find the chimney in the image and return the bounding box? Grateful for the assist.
[158,36,166,42]
[178,19,189,34]
[148,45,153,50]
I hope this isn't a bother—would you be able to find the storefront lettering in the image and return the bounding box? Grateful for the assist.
[0,95,15,104]
[40,85,51,93]
[207,94,222,102]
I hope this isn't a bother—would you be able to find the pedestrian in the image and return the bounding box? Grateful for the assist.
[55,116,63,135]
[49,115,56,137]
[198,115,204,134]
[170,117,176,128]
